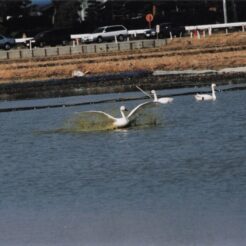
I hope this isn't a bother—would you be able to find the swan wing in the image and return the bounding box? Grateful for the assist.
[136,85,153,98]
[85,110,117,121]
[70,111,117,131]
[195,94,202,100]
[128,101,155,119]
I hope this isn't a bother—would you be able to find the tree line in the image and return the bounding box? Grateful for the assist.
[0,0,81,35]
[0,0,245,37]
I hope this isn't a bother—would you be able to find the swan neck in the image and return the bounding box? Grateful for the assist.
[153,91,158,101]
[212,86,216,99]
[120,109,127,119]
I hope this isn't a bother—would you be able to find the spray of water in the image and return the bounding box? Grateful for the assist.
[63,107,161,133]
[66,112,116,132]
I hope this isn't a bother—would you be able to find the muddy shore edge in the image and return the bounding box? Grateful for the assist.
[0,68,245,101]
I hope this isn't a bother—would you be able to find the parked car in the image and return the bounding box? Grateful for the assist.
[145,23,186,39]
[81,25,128,43]
[0,35,16,50]
[31,28,72,47]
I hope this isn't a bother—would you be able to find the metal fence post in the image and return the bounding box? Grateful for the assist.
[169,32,173,40]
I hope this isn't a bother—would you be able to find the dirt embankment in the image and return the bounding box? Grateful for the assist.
[0,32,246,84]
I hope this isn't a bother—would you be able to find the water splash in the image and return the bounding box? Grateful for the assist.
[63,107,161,133]
[65,112,116,132]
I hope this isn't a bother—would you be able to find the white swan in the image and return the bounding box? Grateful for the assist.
[151,90,173,104]
[195,83,216,101]
[136,86,173,104]
[86,102,154,129]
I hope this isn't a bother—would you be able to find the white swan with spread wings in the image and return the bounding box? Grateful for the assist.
[86,101,154,129]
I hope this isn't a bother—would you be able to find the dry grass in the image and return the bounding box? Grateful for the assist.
[0,32,246,84]
[161,32,246,50]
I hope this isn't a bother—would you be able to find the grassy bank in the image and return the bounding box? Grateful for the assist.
[0,32,245,84]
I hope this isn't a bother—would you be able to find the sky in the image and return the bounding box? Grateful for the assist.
[32,0,52,6]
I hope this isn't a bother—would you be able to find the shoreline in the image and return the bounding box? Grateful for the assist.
[0,72,245,113]
[0,33,245,100]
[0,67,245,101]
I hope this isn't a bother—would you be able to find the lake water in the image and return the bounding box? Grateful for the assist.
[0,87,246,246]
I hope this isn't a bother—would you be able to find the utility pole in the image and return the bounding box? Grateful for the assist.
[231,0,238,22]
[223,0,228,23]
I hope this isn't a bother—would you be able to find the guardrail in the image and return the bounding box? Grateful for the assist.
[71,29,149,41]
[70,29,150,45]
[128,29,150,36]
[185,22,246,36]
[15,37,33,44]
[0,39,167,60]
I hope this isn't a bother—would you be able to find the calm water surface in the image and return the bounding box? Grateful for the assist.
[0,87,246,246]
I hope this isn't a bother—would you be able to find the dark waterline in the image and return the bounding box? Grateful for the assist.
[0,88,246,245]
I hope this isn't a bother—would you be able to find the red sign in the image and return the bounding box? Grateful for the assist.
[146,13,154,23]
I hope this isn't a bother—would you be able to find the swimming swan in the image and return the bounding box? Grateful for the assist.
[195,83,216,101]
[151,90,173,104]
[86,102,154,128]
